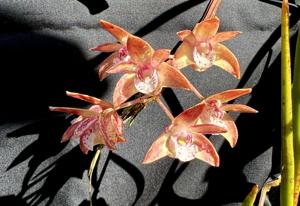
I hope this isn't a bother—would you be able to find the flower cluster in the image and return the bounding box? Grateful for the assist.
[50,8,257,167]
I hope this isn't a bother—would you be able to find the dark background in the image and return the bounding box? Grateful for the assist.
[0,0,299,205]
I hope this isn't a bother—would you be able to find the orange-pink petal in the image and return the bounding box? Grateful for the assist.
[177,31,196,46]
[99,20,130,45]
[66,91,113,110]
[193,133,220,166]
[213,43,240,78]
[143,134,169,164]
[106,62,137,74]
[127,36,154,64]
[177,30,192,41]
[190,124,227,134]
[90,42,123,52]
[98,114,118,150]
[98,52,121,81]
[221,113,238,147]
[79,132,94,154]
[174,41,194,69]
[211,31,241,44]
[193,16,220,41]
[173,102,205,126]
[62,121,81,142]
[184,33,197,46]
[221,104,258,113]
[151,49,170,68]
[76,118,99,154]
[113,74,138,107]
[157,62,192,91]
[115,136,127,142]
[49,106,99,118]
[207,88,252,103]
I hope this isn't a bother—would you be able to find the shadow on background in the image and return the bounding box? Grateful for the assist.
[135,0,206,37]
[0,9,108,124]
[0,195,28,206]
[0,5,109,206]
[83,151,145,205]
[76,0,109,15]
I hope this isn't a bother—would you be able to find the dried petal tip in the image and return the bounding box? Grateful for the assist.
[49,106,56,111]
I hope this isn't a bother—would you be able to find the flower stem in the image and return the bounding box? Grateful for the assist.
[156,96,174,121]
[201,0,221,21]
[115,95,153,110]
[242,184,259,206]
[280,1,295,205]
[258,176,281,206]
[88,145,104,206]
[292,21,300,206]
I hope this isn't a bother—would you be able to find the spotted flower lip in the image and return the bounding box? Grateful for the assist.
[143,103,227,166]
[197,88,258,148]
[49,91,125,154]
[173,16,241,78]
[107,35,193,107]
[90,20,132,81]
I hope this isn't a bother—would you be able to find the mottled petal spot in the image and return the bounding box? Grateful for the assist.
[134,66,159,94]
[192,42,216,71]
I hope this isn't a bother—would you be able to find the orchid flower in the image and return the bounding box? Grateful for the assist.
[107,35,193,107]
[143,103,227,166]
[90,20,132,80]
[173,16,241,78]
[196,88,257,148]
[49,92,124,154]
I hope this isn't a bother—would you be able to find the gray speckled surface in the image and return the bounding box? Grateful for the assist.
[0,0,299,205]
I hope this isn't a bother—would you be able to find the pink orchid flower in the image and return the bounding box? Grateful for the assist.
[49,92,124,154]
[90,20,132,80]
[173,16,241,78]
[197,88,257,148]
[106,35,193,107]
[143,103,227,166]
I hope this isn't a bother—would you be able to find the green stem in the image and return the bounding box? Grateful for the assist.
[280,1,295,206]
[88,145,104,206]
[242,185,259,206]
[292,22,300,206]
